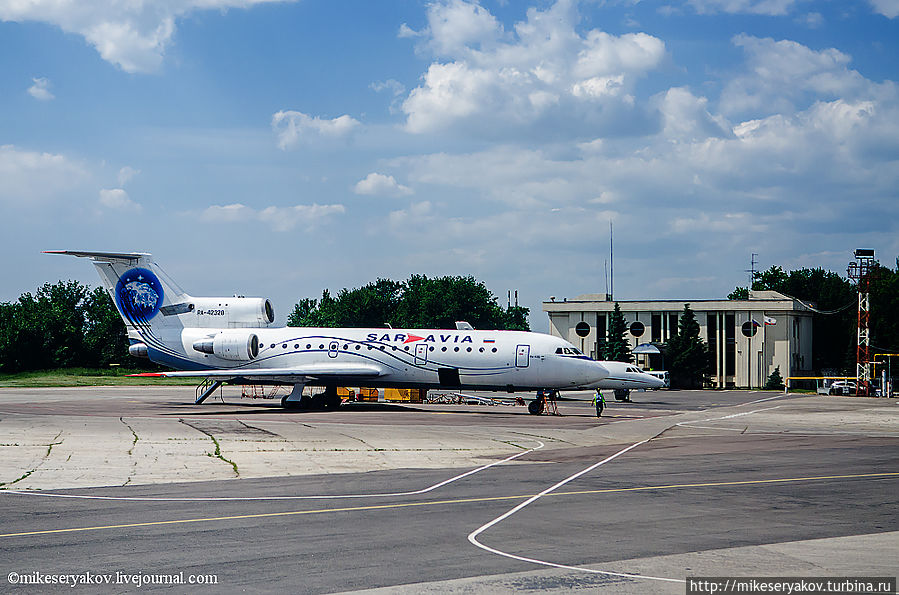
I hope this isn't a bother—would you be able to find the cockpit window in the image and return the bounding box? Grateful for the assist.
[556,347,582,355]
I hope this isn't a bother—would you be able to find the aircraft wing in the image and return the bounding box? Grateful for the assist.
[131,363,384,383]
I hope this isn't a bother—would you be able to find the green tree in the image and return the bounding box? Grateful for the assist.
[333,279,403,328]
[753,265,788,291]
[602,302,632,362]
[286,275,529,331]
[727,287,749,300]
[779,267,856,372]
[869,259,899,354]
[0,301,19,373]
[297,289,341,327]
[81,287,130,367]
[503,305,531,331]
[10,281,86,371]
[0,280,133,373]
[728,265,857,372]
[398,274,508,329]
[764,366,784,390]
[286,297,319,327]
[667,303,710,389]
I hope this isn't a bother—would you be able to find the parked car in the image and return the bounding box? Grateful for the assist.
[828,380,856,395]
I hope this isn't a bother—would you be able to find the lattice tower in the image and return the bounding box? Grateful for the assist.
[847,252,875,396]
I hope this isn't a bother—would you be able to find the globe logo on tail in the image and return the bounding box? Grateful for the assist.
[115,267,164,322]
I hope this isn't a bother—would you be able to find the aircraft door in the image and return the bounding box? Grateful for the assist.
[328,341,339,358]
[414,342,428,365]
[516,344,530,368]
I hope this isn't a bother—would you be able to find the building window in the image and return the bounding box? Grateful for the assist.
[651,314,661,343]
[707,314,718,377]
[725,313,736,377]
[595,313,607,359]
[668,313,679,339]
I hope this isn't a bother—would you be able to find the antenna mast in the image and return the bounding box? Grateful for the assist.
[745,253,758,296]
[609,220,614,300]
[604,259,609,298]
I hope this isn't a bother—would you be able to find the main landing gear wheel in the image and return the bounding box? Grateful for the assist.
[282,386,340,410]
[281,396,303,410]
[528,396,545,415]
[321,386,341,410]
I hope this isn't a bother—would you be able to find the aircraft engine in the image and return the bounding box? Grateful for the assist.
[189,297,275,328]
[193,330,259,361]
[225,298,275,326]
[128,342,148,358]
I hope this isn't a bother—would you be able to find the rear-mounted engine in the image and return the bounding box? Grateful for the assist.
[192,331,259,361]
[183,297,275,328]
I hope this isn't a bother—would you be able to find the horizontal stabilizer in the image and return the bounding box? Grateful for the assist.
[44,250,150,262]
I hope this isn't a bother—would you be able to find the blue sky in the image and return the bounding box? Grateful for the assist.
[2,0,898,329]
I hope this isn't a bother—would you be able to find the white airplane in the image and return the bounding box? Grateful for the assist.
[581,360,666,400]
[48,251,610,409]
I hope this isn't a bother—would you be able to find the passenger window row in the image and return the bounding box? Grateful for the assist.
[265,343,499,354]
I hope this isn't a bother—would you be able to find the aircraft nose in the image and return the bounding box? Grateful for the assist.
[587,361,609,383]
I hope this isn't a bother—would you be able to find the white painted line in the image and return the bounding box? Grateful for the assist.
[741,393,791,406]
[676,405,784,431]
[0,440,545,502]
[467,438,684,585]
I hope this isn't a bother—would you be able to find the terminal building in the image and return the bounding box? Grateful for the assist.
[543,291,815,389]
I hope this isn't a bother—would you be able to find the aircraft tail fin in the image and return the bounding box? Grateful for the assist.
[45,251,190,339]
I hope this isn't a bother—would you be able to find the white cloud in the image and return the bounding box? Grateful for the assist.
[574,31,666,79]
[27,77,54,101]
[656,87,733,141]
[271,111,361,150]
[797,12,824,28]
[0,1,291,73]
[400,0,665,138]
[391,80,899,259]
[371,79,407,114]
[117,166,140,187]
[99,188,141,211]
[686,0,797,15]
[388,201,435,228]
[670,212,769,235]
[0,145,89,204]
[869,0,899,18]
[201,202,345,232]
[720,35,873,118]
[413,0,502,56]
[370,79,405,96]
[353,173,413,197]
[201,203,253,222]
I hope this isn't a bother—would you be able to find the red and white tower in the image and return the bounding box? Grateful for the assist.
[847,249,875,396]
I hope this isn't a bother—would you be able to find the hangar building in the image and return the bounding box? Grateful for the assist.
[543,290,815,389]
